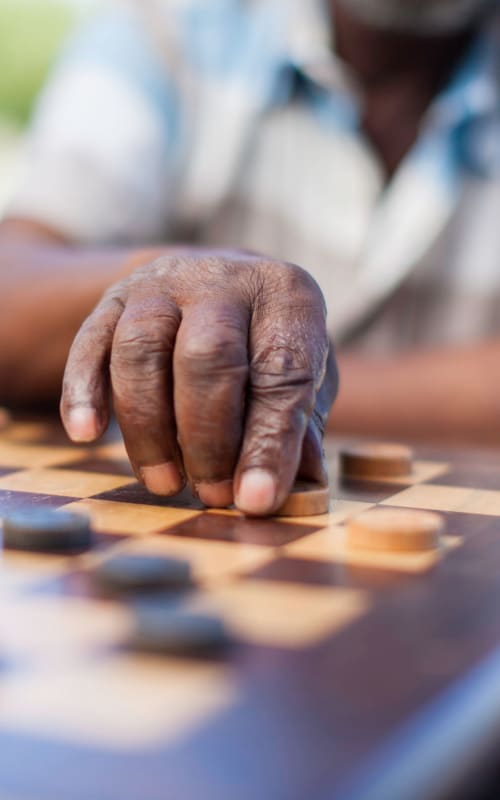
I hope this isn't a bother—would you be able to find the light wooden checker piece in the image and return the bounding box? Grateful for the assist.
[340,442,413,479]
[276,481,330,517]
[346,508,445,553]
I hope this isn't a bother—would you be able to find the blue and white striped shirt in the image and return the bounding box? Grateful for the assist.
[8,0,500,347]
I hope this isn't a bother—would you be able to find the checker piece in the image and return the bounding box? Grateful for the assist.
[3,509,92,552]
[130,606,229,656]
[340,442,413,478]
[276,481,330,516]
[92,553,192,594]
[346,508,444,553]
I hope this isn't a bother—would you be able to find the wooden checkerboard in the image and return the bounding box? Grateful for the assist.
[1,417,500,800]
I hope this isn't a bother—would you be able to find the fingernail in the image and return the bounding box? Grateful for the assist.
[141,463,183,496]
[197,480,233,508]
[66,407,99,442]
[236,469,277,515]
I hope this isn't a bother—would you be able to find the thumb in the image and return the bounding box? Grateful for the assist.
[297,415,329,485]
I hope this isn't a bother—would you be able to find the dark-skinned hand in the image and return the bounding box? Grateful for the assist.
[60,250,338,516]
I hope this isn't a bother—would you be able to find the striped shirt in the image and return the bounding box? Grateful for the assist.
[7,0,500,351]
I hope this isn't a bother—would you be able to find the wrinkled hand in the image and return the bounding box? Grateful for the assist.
[60,251,338,515]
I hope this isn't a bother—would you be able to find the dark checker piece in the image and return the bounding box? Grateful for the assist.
[130,606,230,656]
[92,553,192,594]
[3,509,92,553]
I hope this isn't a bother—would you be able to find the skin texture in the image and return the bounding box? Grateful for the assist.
[60,251,334,515]
[0,220,335,515]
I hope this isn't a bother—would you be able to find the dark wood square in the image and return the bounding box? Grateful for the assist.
[246,555,426,590]
[0,489,78,516]
[334,478,410,503]
[383,506,500,541]
[24,534,134,598]
[161,512,321,546]
[54,456,134,477]
[92,483,204,510]
[429,464,500,490]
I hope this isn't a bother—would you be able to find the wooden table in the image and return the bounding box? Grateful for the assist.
[1,416,500,800]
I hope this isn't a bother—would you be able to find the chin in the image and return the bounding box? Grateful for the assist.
[337,0,496,33]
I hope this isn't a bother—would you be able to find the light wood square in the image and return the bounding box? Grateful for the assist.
[62,498,201,535]
[1,594,129,659]
[0,421,54,443]
[382,484,500,516]
[285,525,460,573]
[0,468,135,498]
[0,551,70,592]
[0,656,235,750]
[0,594,235,748]
[94,441,129,460]
[386,460,450,485]
[0,442,85,469]
[103,534,275,585]
[278,499,374,528]
[188,581,369,647]
[204,500,373,528]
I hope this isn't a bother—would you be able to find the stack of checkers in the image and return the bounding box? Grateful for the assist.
[339,442,445,553]
[2,508,229,657]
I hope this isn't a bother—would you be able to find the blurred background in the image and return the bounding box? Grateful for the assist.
[0,0,96,211]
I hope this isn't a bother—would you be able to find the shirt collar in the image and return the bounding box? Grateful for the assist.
[283,0,360,97]
[426,13,500,132]
[283,1,500,125]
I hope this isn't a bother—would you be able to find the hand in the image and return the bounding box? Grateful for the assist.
[60,250,337,515]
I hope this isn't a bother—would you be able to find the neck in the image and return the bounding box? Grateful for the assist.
[330,1,475,175]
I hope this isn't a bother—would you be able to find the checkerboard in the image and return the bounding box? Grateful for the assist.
[1,417,500,800]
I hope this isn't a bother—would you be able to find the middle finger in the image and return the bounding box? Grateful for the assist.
[173,300,249,507]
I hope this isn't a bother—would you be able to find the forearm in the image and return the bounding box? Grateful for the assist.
[0,220,164,404]
[330,341,500,445]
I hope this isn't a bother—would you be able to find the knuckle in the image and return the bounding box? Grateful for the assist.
[134,254,196,290]
[99,283,127,305]
[72,295,126,355]
[260,261,327,312]
[285,262,321,293]
[77,315,116,346]
[111,320,171,372]
[251,266,327,360]
[178,331,248,376]
[252,341,314,381]
[62,370,102,405]
[250,345,317,418]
